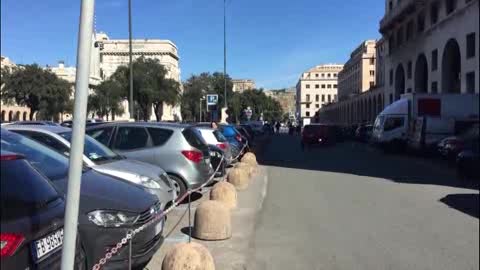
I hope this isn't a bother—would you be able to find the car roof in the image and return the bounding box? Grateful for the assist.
[87,121,191,130]
[5,124,72,134]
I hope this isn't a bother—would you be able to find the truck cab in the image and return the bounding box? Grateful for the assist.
[372,98,408,147]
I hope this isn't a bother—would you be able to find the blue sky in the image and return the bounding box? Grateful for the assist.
[1,0,384,89]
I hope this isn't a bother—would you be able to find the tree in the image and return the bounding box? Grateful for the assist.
[109,57,179,121]
[226,89,283,123]
[88,79,125,120]
[1,64,72,120]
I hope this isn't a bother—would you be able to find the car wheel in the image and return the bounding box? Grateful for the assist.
[168,174,187,197]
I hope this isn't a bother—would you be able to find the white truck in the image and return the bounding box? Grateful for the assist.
[372,93,479,151]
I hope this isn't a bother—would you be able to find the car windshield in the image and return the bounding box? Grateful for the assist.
[1,130,69,180]
[59,131,120,163]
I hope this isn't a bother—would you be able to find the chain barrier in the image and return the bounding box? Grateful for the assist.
[91,142,245,270]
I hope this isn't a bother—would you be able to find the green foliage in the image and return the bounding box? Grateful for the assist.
[109,57,180,121]
[227,89,284,123]
[1,64,72,121]
[88,79,125,120]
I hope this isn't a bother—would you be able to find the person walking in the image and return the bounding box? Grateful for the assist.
[275,121,281,134]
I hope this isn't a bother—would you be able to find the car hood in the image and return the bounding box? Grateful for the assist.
[53,170,157,214]
[93,159,171,189]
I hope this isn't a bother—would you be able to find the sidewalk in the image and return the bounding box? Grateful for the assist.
[146,166,269,270]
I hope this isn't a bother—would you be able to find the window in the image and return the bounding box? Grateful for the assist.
[430,3,439,25]
[407,61,412,79]
[315,73,319,78]
[321,73,325,78]
[445,0,457,15]
[86,127,114,146]
[431,81,438,93]
[321,84,326,89]
[14,131,70,155]
[466,33,476,58]
[315,84,319,89]
[328,95,331,102]
[327,84,332,89]
[333,84,337,88]
[431,49,438,71]
[305,84,310,89]
[370,70,375,76]
[322,95,325,102]
[147,128,173,146]
[306,104,310,109]
[327,73,331,78]
[182,128,208,152]
[306,94,310,101]
[370,81,375,87]
[384,117,405,131]
[306,111,310,117]
[370,58,375,65]
[417,12,425,33]
[316,104,320,108]
[389,1,393,11]
[334,73,337,77]
[114,127,149,150]
[315,95,319,102]
[466,72,475,93]
[334,94,337,101]
[60,132,118,162]
[406,20,414,41]
[396,26,403,46]
[389,69,393,85]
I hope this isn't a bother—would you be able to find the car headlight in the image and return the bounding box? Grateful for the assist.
[136,175,162,189]
[87,210,139,227]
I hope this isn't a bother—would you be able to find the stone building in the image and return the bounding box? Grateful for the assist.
[232,79,256,93]
[295,64,343,119]
[264,87,296,116]
[337,40,377,101]
[93,32,182,121]
[1,56,31,122]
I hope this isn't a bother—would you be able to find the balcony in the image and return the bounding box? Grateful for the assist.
[380,0,427,34]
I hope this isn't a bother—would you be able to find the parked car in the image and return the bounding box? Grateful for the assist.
[1,151,86,270]
[355,124,373,143]
[456,138,480,179]
[7,120,59,126]
[5,125,177,209]
[239,124,255,141]
[196,127,233,164]
[61,119,104,128]
[86,122,214,196]
[1,129,164,269]
[207,144,226,177]
[218,124,248,157]
[301,124,337,149]
[437,123,479,160]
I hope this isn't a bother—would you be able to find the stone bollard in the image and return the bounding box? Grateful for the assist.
[162,242,215,270]
[227,167,249,190]
[193,200,231,240]
[236,162,255,177]
[241,152,258,166]
[210,181,237,209]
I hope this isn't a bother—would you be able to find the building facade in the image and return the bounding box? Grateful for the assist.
[337,40,377,101]
[232,79,256,93]
[264,87,296,116]
[296,64,343,119]
[1,56,31,122]
[93,32,182,121]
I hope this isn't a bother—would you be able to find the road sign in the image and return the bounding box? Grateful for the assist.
[206,94,219,106]
[245,107,253,121]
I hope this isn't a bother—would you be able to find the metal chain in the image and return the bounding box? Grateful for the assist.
[91,148,233,270]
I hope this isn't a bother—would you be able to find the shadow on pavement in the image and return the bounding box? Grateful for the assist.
[439,194,479,218]
[256,134,479,191]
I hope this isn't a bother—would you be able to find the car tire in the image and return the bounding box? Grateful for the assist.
[168,174,187,198]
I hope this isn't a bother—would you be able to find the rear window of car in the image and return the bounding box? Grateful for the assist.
[114,127,149,150]
[147,127,174,146]
[213,130,227,142]
[1,159,61,219]
[183,128,208,151]
[86,126,115,146]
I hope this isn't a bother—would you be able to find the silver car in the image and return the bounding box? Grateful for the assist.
[5,125,177,209]
[197,127,233,165]
[86,122,214,196]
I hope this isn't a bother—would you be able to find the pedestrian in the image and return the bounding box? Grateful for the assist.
[275,121,281,134]
[211,121,218,129]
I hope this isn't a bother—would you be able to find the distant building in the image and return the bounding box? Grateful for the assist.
[337,40,377,101]
[232,79,256,93]
[295,64,343,119]
[264,88,296,116]
[92,32,182,121]
[1,56,31,122]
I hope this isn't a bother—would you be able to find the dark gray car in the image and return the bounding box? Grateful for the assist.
[0,129,164,270]
[86,122,214,196]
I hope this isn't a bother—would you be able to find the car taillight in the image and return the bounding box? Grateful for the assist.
[0,233,24,257]
[181,150,203,163]
[216,143,227,150]
[235,135,242,142]
[0,154,24,161]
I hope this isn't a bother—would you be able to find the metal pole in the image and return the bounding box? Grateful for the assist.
[128,0,134,120]
[200,99,202,122]
[188,192,192,243]
[60,0,94,269]
[128,232,132,270]
[223,0,227,108]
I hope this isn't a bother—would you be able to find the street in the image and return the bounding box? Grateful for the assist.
[247,134,479,270]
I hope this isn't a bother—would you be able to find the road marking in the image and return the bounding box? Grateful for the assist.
[257,170,269,212]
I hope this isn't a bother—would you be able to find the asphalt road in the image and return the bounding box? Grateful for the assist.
[247,134,479,270]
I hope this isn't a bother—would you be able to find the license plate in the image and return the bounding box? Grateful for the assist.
[34,228,64,261]
[154,219,164,236]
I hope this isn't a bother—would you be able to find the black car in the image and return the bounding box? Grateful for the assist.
[1,151,85,270]
[456,136,480,180]
[208,144,226,177]
[0,129,164,270]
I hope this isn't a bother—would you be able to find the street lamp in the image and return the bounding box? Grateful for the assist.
[223,0,227,108]
[128,0,134,120]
